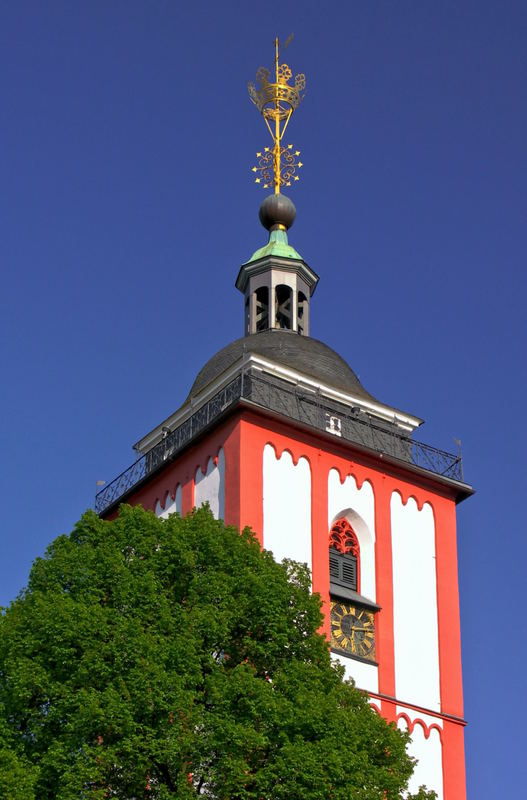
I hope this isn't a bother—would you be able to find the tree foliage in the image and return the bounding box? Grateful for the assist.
[0,505,435,799]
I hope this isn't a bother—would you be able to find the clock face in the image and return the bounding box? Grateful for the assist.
[330,601,376,662]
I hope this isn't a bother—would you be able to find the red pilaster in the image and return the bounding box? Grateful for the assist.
[372,475,396,722]
[442,719,467,800]
[222,420,242,530]
[181,476,194,516]
[434,496,464,718]
[311,450,330,638]
[238,417,264,544]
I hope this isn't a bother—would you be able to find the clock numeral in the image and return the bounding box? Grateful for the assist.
[330,600,376,662]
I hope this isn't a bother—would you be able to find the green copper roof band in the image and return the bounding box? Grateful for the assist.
[246,227,303,263]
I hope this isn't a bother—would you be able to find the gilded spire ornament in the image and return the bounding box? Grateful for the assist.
[248,35,306,193]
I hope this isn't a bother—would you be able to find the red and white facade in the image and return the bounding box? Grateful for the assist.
[99,208,471,798]
[103,395,469,799]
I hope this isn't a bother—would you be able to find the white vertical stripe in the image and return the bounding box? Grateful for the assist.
[263,445,312,571]
[195,448,225,519]
[397,716,443,799]
[327,469,376,602]
[391,493,440,711]
[331,652,379,693]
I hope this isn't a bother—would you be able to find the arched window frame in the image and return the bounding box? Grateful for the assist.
[329,517,361,594]
[275,284,292,330]
[297,290,308,335]
[255,286,269,332]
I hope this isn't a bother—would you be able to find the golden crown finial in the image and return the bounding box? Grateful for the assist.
[248,35,306,194]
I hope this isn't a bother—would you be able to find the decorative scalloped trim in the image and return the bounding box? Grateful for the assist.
[391,488,431,513]
[155,483,182,513]
[396,712,443,742]
[196,445,225,477]
[331,465,370,492]
[159,488,171,510]
[264,440,308,468]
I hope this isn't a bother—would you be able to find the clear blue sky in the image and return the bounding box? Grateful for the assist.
[1,2,525,796]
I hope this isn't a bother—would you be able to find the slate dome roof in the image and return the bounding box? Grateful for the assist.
[185,329,376,403]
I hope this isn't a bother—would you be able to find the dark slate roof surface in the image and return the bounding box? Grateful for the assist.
[185,329,377,403]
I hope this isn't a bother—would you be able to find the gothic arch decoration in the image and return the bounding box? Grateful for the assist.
[329,517,360,556]
[329,517,361,593]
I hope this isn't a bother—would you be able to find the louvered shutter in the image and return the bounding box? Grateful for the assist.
[329,549,357,591]
[329,550,341,580]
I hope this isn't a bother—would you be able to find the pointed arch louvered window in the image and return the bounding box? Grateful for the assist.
[329,518,360,593]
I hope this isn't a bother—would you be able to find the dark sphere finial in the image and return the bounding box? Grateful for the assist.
[259,193,296,232]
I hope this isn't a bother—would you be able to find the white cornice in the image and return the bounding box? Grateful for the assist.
[134,353,422,455]
[247,355,423,430]
[235,255,319,294]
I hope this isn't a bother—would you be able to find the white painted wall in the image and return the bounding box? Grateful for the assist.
[155,485,182,519]
[263,444,312,570]
[327,469,376,602]
[331,651,379,693]
[327,470,377,692]
[397,716,443,799]
[391,493,440,711]
[195,448,225,520]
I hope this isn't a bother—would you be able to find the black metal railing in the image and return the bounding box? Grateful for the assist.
[95,368,463,514]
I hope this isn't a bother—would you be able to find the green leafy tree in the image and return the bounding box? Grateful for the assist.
[0,505,435,799]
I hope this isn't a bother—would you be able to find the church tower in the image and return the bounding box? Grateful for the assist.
[96,40,472,800]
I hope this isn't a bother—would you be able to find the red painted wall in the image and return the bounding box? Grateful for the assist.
[110,407,465,800]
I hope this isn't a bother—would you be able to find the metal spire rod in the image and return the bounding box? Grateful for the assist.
[248,36,306,192]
